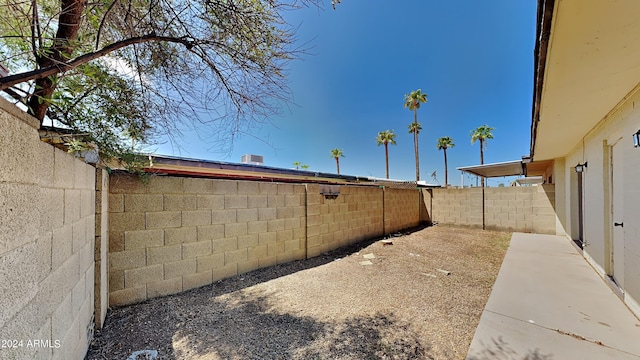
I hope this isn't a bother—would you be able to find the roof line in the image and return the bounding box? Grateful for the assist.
[147,153,361,182]
[456,160,525,178]
[456,159,523,170]
[530,0,556,160]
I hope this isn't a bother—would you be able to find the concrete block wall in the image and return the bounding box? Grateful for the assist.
[306,185,384,258]
[108,175,307,306]
[0,98,95,360]
[107,179,428,305]
[431,187,483,227]
[384,188,422,234]
[430,185,556,234]
[94,169,109,329]
[420,189,433,224]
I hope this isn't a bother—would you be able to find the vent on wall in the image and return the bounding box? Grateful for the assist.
[241,154,264,165]
[320,184,340,200]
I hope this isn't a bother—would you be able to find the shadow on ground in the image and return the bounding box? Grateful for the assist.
[466,337,554,360]
[172,293,430,359]
[87,289,430,360]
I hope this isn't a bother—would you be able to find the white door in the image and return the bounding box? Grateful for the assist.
[611,141,624,288]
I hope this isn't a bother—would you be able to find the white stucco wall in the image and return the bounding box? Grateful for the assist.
[555,85,640,317]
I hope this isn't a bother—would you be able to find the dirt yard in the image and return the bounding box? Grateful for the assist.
[86,226,511,360]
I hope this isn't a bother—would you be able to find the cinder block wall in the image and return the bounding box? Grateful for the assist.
[384,188,422,234]
[420,189,432,224]
[108,175,307,306]
[430,187,483,227]
[108,178,428,305]
[429,185,556,234]
[0,98,96,360]
[94,169,109,329]
[306,184,384,258]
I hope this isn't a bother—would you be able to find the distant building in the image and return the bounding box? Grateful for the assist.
[241,154,264,165]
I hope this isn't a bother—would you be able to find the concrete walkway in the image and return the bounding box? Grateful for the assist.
[467,233,640,360]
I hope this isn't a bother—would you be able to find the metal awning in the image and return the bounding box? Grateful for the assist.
[457,160,525,178]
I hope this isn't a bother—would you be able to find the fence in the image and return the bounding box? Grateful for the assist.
[425,185,556,234]
[0,97,96,360]
[107,174,427,306]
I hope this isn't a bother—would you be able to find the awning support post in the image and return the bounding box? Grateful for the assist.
[482,182,486,230]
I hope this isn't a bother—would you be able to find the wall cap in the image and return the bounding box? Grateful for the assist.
[0,96,40,129]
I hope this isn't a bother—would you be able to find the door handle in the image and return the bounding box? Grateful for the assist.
[614,222,624,227]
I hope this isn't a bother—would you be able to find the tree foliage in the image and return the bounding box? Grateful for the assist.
[329,148,344,158]
[375,130,397,147]
[403,89,427,112]
[407,122,422,134]
[436,136,454,151]
[0,0,334,160]
[470,124,495,164]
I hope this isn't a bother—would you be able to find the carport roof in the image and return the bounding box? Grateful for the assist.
[456,160,525,178]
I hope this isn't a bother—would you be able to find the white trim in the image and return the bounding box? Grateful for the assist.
[583,248,607,279]
[624,294,640,321]
[606,130,623,146]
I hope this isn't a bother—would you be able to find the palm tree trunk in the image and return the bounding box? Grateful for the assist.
[480,139,485,188]
[413,109,420,181]
[335,157,340,174]
[443,148,448,188]
[384,143,390,179]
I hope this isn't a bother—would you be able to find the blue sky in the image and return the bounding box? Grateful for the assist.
[154,0,537,186]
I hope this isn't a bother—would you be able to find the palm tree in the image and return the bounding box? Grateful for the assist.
[301,164,310,170]
[293,161,301,170]
[436,137,455,188]
[404,89,428,181]
[329,148,345,174]
[408,122,422,144]
[470,125,495,187]
[375,130,397,179]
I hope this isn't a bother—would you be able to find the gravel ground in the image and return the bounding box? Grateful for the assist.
[86,226,510,360]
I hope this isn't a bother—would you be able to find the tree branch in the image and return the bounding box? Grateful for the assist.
[30,0,41,59]
[0,33,195,90]
[95,0,120,49]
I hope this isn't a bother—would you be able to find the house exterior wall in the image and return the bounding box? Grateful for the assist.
[0,98,96,360]
[429,186,556,234]
[554,85,640,317]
